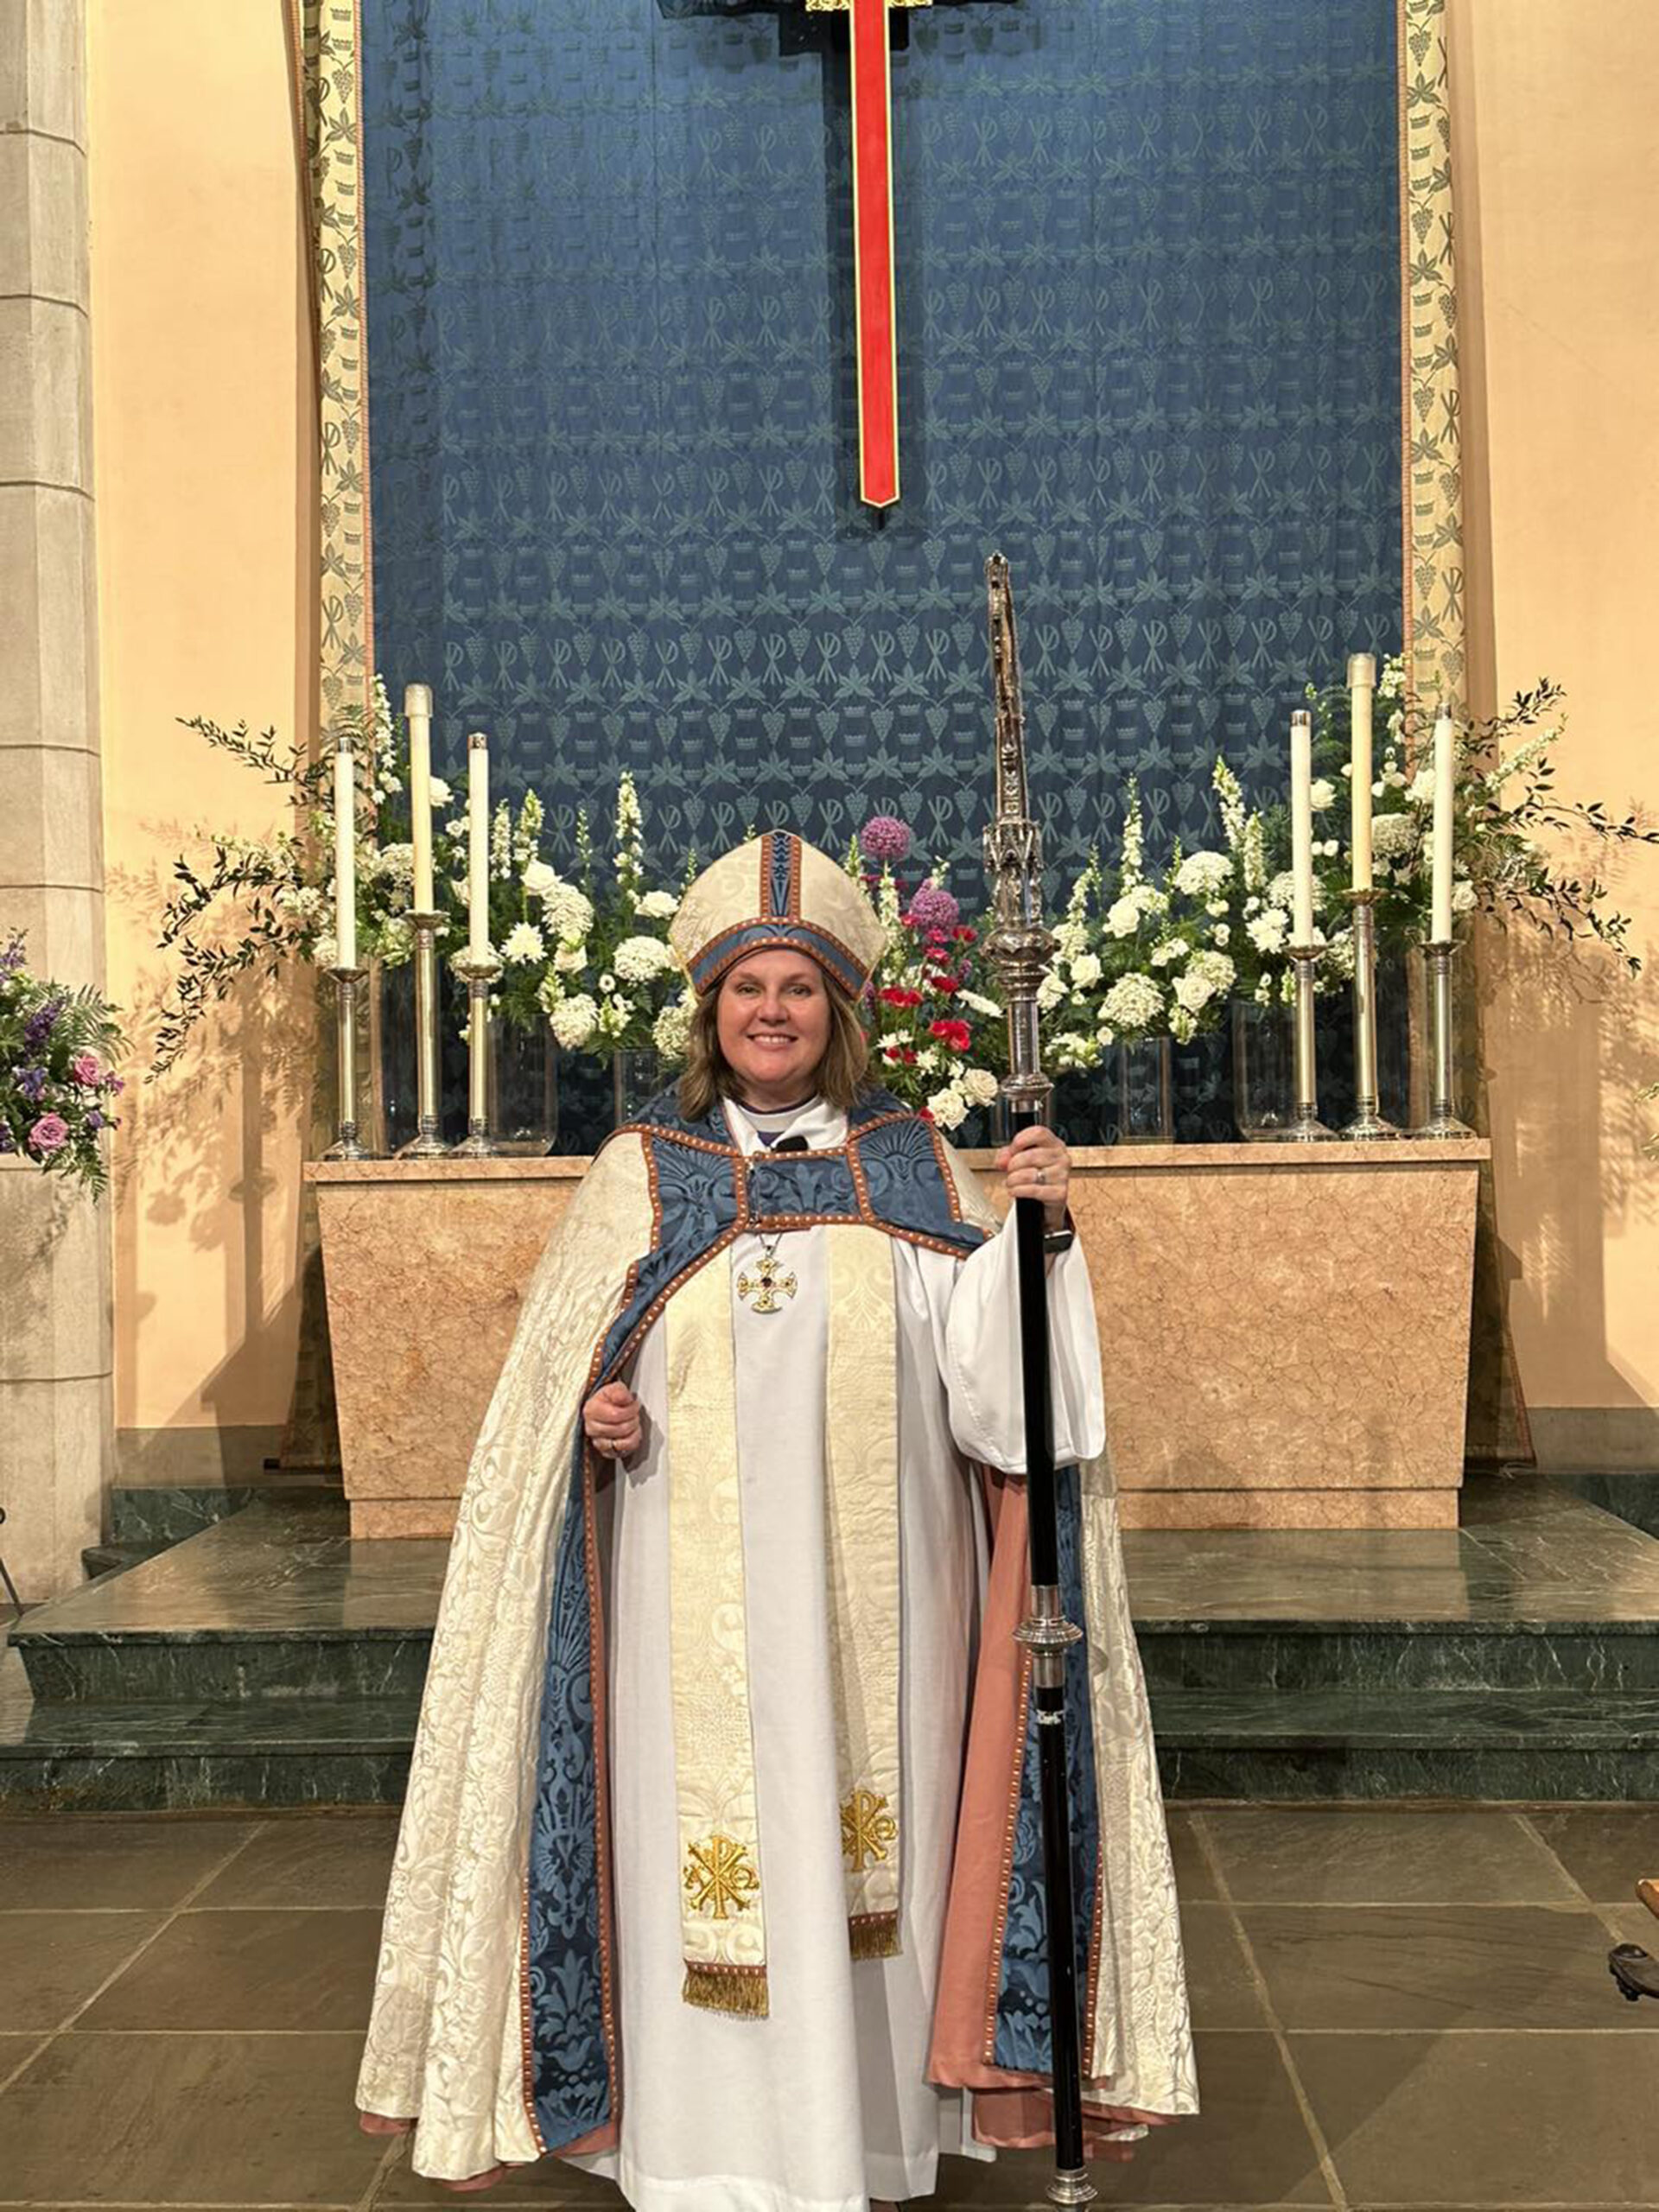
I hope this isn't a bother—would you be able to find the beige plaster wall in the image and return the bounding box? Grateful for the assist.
[1449,3,1659,1454]
[90,2,316,1466]
[83,7,1656,1468]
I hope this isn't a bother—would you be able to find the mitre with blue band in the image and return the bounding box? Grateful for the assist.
[671,830,889,998]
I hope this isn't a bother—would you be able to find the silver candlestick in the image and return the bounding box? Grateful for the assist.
[1283,944,1336,1141]
[1342,889,1399,1140]
[448,949,504,1158]
[1413,938,1475,1138]
[323,964,379,1160]
[397,910,448,1158]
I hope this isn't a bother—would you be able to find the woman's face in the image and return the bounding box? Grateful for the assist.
[716,950,831,1109]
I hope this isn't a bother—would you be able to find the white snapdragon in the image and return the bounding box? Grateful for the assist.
[502,921,545,964]
[959,989,1003,1020]
[613,934,677,984]
[1051,1033,1100,1071]
[1211,924,1230,947]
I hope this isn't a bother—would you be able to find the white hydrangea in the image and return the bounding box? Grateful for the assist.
[652,991,695,1060]
[926,1084,969,1131]
[374,842,416,883]
[1173,850,1232,899]
[523,860,560,898]
[548,993,599,1049]
[1266,869,1326,914]
[1247,908,1290,956]
[542,884,595,944]
[1069,950,1103,988]
[314,931,338,969]
[379,916,414,963]
[1324,930,1357,980]
[613,933,677,984]
[961,1067,1000,1107]
[1101,973,1163,1033]
[1308,779,1336,812]
[1370,812,1419,858]
[502,920,544,964]
[1189,949,1236,996]
[637,888,679,920]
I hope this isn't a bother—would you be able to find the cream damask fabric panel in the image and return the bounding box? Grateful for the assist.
[288,0,373,732]
[1400,0,1465,712]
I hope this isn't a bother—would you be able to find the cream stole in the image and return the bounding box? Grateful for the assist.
[664,1223,902,2018]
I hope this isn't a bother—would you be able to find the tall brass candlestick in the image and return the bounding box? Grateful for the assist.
[1413,939,1475,1138]
[1283,945,1336,1141]
[323,964,378,1160]
[397,910,448,1158]
[448,950,503,1158]
[1342,889,1398,1140]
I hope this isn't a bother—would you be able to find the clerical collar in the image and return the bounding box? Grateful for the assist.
[725,1094,838,1153]
[739,1096,821,1147]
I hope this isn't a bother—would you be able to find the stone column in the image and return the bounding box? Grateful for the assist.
[0,0,112,1599]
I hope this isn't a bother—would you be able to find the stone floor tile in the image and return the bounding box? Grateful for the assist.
[1239,1903,1656,2032]
[194,1814,398,1909]
[0,1910,162,2030]
[944,2035,1329,2205]
[378,2137,626,2203]
[1198,1805,1581,1905]
[1179,1902,1274,2031]
[1292,2028,1659,2204]
[1166,1809,1219,1901]
[79,1907,382,2031]
[0,1813,259,1909]
[1527,1804,1659,1903]
[0,2029,384,2203]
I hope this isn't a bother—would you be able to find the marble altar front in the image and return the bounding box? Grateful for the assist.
[308,1139,1488,1538]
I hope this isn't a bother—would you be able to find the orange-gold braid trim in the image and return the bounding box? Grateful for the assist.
[1082,1834,1105,2075]
[849,1910,901,1962]
[982,1638,1033,2065]
[683,1961,770,2018]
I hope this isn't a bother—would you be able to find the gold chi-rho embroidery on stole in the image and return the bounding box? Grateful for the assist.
[665,1224,904,2017]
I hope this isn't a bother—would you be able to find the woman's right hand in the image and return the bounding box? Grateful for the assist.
[583,1380,643,1462]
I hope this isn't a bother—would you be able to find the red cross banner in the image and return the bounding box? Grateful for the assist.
[848,0,904,507]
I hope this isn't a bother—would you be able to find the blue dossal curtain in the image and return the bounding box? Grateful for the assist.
[360,0,1402,889]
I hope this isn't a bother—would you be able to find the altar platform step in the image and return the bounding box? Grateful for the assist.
[3,1471,1659,1809]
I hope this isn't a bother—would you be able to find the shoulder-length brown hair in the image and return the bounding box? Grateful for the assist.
[677,963,870,1122]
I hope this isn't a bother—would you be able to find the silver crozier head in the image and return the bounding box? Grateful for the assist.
[981,553,1054,1118]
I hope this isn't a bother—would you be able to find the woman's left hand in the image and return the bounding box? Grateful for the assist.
[995,1123,1071,1229]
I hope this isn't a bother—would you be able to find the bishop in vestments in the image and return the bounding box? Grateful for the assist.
[357,834,1198,2202]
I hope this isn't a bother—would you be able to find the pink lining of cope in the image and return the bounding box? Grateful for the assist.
[926,1467,1125,2158]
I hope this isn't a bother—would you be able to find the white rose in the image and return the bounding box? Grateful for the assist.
[636,889,679,919]
[926,1085,969,1131]
[961,1067,999,1107]
[314,931,338,969]
[1070,950,1103,988]
[523,861,560,898]
[548,994,599,1049]
[1105,896,1142,938]
[1036,972,1066,1011]
[502,920,545,964]
[1173,971,1216,1014]
[1406,767,1437,809]
[1308,779,1336,811]
[428,777,452,807]
[1452,878,1478,913]
[554,942,587,974]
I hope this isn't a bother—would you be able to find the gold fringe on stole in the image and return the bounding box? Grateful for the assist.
[665,1259,769,2010]
[825,1227,904,1951]
[683,1962,770,2017]
[849,1913,901,1962]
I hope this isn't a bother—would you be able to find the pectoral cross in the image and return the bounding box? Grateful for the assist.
[737,1249,799,1313]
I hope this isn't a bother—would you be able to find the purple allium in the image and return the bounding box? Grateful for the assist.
[27,1113,70,1157]
[15,1064,48,1105]
[0,935,25,978]
[859,814,911,865]
[103,1072,125,1095]
[906,882,961,936]
[22,996,62,1052]
[70,1051,102,1086]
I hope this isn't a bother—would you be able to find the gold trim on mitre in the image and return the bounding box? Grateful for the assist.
[670,833,887,999]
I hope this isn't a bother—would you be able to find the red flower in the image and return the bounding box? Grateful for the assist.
[918,1105,936,1123]
[929,1018,971,1053]
[878,986,924,1009]
[927,973,961,995]
[954,925,977,944]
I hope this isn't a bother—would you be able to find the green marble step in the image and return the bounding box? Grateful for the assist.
[0,1690,417,1811]
[1151,1686,1659,1802]
[1546,1469,1659,1541]
[109,1472,342,1546]
[79,1539,169,1583]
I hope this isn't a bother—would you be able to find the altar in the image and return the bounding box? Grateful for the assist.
[310,1138,1488,1538]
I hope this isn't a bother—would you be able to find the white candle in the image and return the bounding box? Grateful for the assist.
[467,731,490,958]
[405,682,434,912]
[1348,652,1376,892]
[1289,709,1315,948]
[333,737,357,970]
[1430,705,1456,942]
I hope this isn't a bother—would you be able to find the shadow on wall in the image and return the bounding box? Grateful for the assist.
[104,833,320,1447]
[1478,829,1659,1412]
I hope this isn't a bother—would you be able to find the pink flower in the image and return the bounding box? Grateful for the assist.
[27,1113,70,1157]
[71,1052,102,1086]
[859,814,912,865]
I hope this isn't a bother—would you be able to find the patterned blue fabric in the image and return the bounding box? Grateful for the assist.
[992,1461,1102,2073]
[766,833,796,919]
[360,0,1402,887]
[524,1090,988,2137]
[690,919,867,998]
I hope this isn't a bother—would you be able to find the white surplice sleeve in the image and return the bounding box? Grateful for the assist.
[899,1221,1107,1476]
